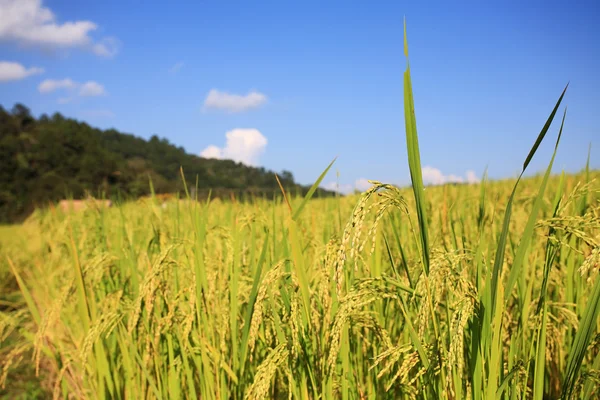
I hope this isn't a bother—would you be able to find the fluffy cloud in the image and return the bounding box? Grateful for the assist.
[323,169,481,195]
[0,61,43,82]
[203,89,267,113]
[200,145,223,159]
[38,78,106,102]
[200,128,267,166]
[322,181,353,194]
[38,78,76,93]
[466,170,479,184]
[422,166,480,186]
[322,178,374,195]
[79,81,105,96]
[354,178,373,192]
[0,0,119,57]
[422,166,463,185]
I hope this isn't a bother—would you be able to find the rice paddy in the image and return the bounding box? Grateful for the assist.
[1,26,599,399]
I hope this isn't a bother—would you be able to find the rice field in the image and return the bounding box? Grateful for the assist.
[1,27,600,399]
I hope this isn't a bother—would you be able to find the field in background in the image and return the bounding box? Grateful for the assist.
[0,168,598,399]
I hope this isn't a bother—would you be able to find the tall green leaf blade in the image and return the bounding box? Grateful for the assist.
[489,84,568,312]
[562,270,600,398]
[504,109,567,302]
[403,19,430,274]
[533,304,548,400]
[292,157,336,221]
[239,232,270,375]
[7,257,41,325]
[522,84,568,171]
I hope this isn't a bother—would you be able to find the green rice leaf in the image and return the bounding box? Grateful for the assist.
[292,157,336,221]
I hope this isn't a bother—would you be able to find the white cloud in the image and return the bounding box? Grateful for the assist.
[0,0,119,57]
[38,78,76,93]
[79,81,105,96]
[200,128,267,166]
[169,61,184,74]
[422,166,447,185]
[203,89,267,113]
[466,170,480,184]
[325,169,481,195]
[0,61,43,82]
[354,178,373,192]
[322,181,353,194]
[322,182,337,191]
[200,145,222,159]
[422,166,480,186]
[39,78,106,102]
[322,178,374,195]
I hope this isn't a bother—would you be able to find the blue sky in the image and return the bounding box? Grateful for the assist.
[1,0,598,192]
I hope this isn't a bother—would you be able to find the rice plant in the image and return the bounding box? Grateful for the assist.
[1,22,599,399]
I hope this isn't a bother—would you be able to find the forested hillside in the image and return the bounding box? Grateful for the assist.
[0,104,333,223]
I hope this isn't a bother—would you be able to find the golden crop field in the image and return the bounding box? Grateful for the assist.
[1,168,598,399]
[1,30,599,400]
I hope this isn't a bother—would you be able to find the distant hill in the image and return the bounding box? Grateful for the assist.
[0,104,335,223]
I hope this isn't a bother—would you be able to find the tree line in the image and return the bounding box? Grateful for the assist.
[0,104,335,223]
